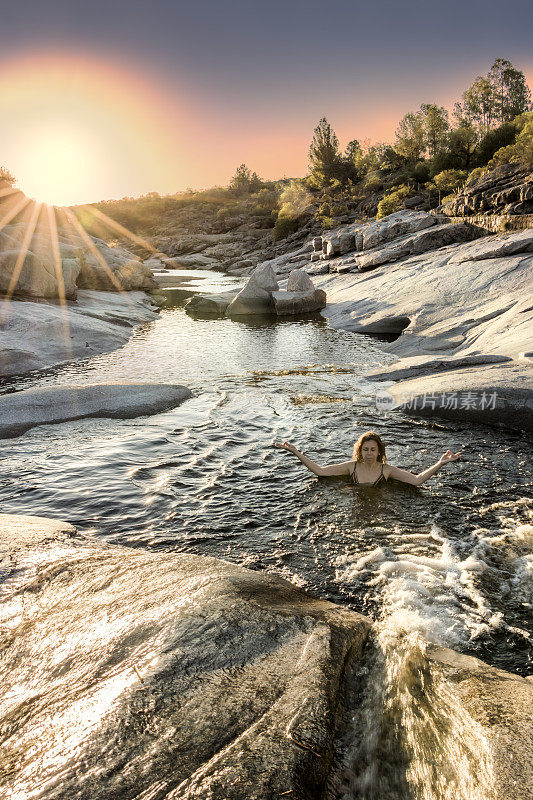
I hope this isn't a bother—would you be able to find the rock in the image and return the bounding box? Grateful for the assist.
[353,223,477,272]
[0,383,193,438]
[403,195,424,208]
[384,361,533,432]
[0,514,371,800]
[226,263,279,316]
[367,353,513,381]
[339,232,355,254]
[286,268,315,293]
[312,223,533,430]
[442,163,533,217]
[425,645,533,800]
[167,253,221,269]
[0,290,158,378]
[360,210,437,250]
[0,245,80,300]
[272,288,327,316]
[185,290,238,317]
[446,227,533,263]
[76,255,156,292]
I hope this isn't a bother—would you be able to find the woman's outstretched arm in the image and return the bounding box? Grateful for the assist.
[387,449,462,486]
[275,442,352,477]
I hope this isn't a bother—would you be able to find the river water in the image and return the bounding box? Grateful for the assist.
[1,270,532,798]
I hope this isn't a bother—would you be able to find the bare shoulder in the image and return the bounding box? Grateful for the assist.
[383,462,394,478]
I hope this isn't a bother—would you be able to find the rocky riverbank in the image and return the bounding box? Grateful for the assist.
[0,290,158,378]
[1,513,531,800]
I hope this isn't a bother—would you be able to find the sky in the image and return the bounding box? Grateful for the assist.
[1,0,532,205]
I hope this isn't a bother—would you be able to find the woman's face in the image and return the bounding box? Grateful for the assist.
[361,440,379,462]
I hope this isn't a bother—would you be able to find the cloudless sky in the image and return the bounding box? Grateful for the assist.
[1,0,532,203]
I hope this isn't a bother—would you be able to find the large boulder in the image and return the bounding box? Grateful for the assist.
[286,268,315,292]
[0,383,193,438]
[0,514,371,800]
[0,244,79,300]
[185,290,238,317]
[425,645,533,800]
[226,263,279,316]
[272,288,327,315]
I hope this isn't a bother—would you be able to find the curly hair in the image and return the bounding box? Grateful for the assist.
[353,431,387,463]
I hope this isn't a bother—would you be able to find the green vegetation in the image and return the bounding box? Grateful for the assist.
[23,55,527,246]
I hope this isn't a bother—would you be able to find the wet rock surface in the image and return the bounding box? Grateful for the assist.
[0,383,192,438]
[0,290,158,378]
[0,514,370,800]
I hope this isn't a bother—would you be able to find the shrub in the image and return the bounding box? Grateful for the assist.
[490,114,533,168]
[376,185,411,218]
[431,169,468,195]
[475,123,517,165]
[273,214,299,240]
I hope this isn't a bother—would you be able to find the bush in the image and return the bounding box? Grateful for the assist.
[431,169,468,195]
[465,166,487,186]
[490,114,533,168]
[475,123,517,165]
[364,172,383,191]
[273,214,299,240]
[376,185,411,218]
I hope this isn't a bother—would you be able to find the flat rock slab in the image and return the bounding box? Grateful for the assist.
[0,382,192,438]
[0,290,158,378]
[367,353,513,381]
[382,361,533,431]
[0,514,370,800]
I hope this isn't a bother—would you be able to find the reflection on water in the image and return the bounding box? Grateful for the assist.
[0,279,532,679]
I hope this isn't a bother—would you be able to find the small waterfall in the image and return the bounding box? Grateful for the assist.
[327,630,495,800]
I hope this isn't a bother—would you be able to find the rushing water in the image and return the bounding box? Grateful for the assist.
[1,271,532,798]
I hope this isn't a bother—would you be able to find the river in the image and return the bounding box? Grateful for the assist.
[1,270,531,798]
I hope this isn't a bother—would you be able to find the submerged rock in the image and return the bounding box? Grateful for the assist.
[0,382,192,438]
[0,514,370,800]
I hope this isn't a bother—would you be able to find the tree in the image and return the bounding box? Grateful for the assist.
[457,76,496,133]
[489,58,531,124]
[420,103,450,158]
[308,117,340,173]
[395,111,425,161]
[344,139,362,161]
[229,164,262,195]
[0,166,15,186]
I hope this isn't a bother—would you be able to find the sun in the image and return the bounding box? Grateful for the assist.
[0,52,187,206]
[16,125,103,207]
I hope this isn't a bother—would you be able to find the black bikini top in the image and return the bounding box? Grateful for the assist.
[352,463,386,486]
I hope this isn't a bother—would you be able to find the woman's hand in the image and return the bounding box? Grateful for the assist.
[274,441,297,454]
[438,449,462,465]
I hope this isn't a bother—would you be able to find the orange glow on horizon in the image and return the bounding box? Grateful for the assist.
[0,51,191,206]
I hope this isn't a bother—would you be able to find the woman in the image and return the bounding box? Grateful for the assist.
[275,430,462,486]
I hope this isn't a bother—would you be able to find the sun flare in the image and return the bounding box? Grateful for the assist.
[0,53,186,206]
[15,125,100,206]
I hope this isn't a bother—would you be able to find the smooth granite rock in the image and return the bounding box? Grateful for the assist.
[0,290,158,378]
[226,263,279,316]
[0,383,193,438]
[0,514,371,800]
[272,288,327,316]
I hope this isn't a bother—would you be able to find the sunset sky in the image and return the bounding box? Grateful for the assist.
[1,0,532,205]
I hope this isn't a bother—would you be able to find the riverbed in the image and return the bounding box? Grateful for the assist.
[1,270,531,680]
